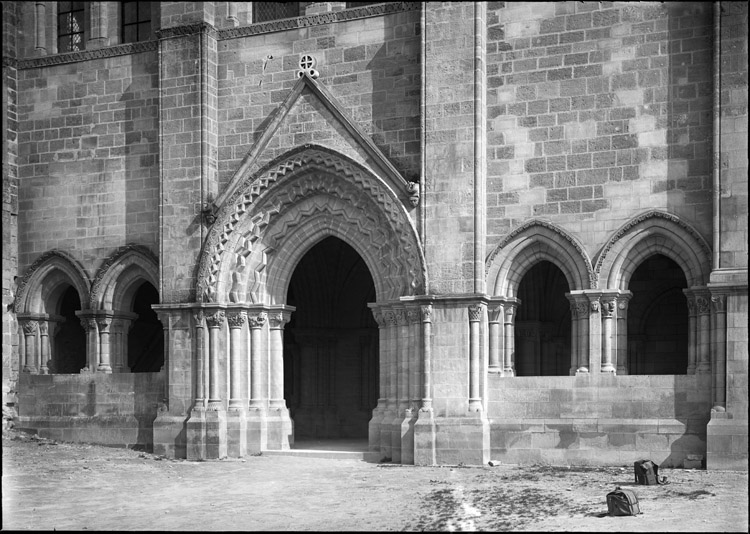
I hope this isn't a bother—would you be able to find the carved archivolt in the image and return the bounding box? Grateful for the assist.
[14,250,92,313]
[486,219,594,297]
[89,244,159,310]
[196,147,425,304]
[594,210,712,289]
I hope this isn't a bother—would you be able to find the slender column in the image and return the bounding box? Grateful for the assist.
[372,309,388,407]
[615,293,631,375]
[21,320,38,373]
[710,294,727,409]
[248,312,267,409]
[600,296,616,373]
[488,302,503,373]
[695,293,711,374]
[384,309,398,411]
[35,2,46,53]
[268,311,291,409]
[407,307,421,410]
[38,321,50,374]
[110,319,122,373]
[79,317,99,372]
[569,302,579,375]
[574,299,589,374]
[97,317,113,373]
[684,290,698,375]
[205,310,225,410]
[226,311,247,411]
[193,312,206,409]
[395,308,409,414]
[503,301,516,376]
[420,304,433,410]
[468,304,483,411]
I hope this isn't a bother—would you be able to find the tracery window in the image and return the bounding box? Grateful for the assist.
[57,1,85,52]
[121,1,152,43]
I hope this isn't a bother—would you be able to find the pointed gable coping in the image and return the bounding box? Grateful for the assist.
[214,73,412,211]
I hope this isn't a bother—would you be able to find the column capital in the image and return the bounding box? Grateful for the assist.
[468,302,485,322]
[420,304,433,323]
[226,311,247,329]
[267,310,292,329]
[601,297,617,318]
[97,317,112,333]
[205,309,226,328]
[371,308,386,328]
[406,306,421,324]
[696,295,711,315]
[20,319,39,335]
[710,293,727,313]
[248,311,267,329]
[394,307,408,327]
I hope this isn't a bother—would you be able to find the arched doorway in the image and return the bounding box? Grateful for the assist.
[514,261,571,376]
[52,286,86,374]
[284,236,378,440]
[127,281,164,373]
[627,254,688,374]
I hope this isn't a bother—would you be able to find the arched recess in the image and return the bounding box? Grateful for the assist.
[485,221,592,377]
[196,145,426,305]
[595,212,711,376]
[14,250,91,374]
[594,210,711,290]
[486,220,594,298]
[90,245,163,373]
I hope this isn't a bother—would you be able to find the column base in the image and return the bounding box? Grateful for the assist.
[153,413,189,459]
[266,406,293,450]
[205,409,228,459]
[433,413,490,466]
[380,408,396,461]
[400,409,417,465]
[227,410,247,458]
[368,402,386,459]
[414,408,436,466]
[185,409,207,460]
[707,410,748,470]
[246,408,268,454]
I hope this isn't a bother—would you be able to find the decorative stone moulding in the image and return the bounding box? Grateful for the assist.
[16,40,157,69]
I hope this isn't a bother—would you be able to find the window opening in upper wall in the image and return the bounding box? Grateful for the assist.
[253,2,301,23]
[122,1,152,43]
[58,1,85,52]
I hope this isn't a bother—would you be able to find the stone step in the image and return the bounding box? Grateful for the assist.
[261,440,379,461]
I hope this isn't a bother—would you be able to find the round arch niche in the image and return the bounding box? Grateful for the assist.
[283,236,378,440]
[513,261,571,376]
[127,281,164,373]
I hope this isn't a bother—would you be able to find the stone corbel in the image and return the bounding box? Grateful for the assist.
[407,181,420,207]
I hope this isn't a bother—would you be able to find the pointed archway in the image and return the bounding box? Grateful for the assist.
[284,236,378,440]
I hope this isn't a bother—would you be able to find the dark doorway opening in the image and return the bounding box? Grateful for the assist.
[284,236,378,439]
[127,282,164,372]
[514,261,571,376]
[52,285,86,373]
[627,254,688,374]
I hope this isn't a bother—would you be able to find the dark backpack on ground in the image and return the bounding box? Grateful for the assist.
[607,487,641,516]
[634,459,668,485]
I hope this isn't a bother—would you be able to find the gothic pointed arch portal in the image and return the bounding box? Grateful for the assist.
[192,146,426,454]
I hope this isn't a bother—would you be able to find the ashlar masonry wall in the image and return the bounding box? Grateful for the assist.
[485,1,714,255]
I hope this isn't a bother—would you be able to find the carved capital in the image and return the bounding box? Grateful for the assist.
[38,322,49,336]
[468,304,483,322]
[601,299,616,318]
[205,310,226,328]
[420,304,432,323]
[248,312,267,329]
[384,310,398,327]
[268,312,290,329]
[97,318,112,333]
[575,302,588,317]
[616,298,628,319]
[193,311,204,326]
[487,304,503,323]
[371,309,386,328]
[407,308,420,324]
[80,318,98,333]
[504,303,516,322]
[394,309,408,326]
[711,294,727,313]
[21,320,38,335]
[590,300,600,313]
[696,296,710,315]
[226,311,247,329]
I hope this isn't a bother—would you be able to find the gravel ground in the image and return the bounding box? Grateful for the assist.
[2,427,747,532]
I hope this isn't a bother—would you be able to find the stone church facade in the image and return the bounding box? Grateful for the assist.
[2,2,747,469]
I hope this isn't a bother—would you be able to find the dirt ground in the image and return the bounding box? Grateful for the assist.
[2,427,748,532]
